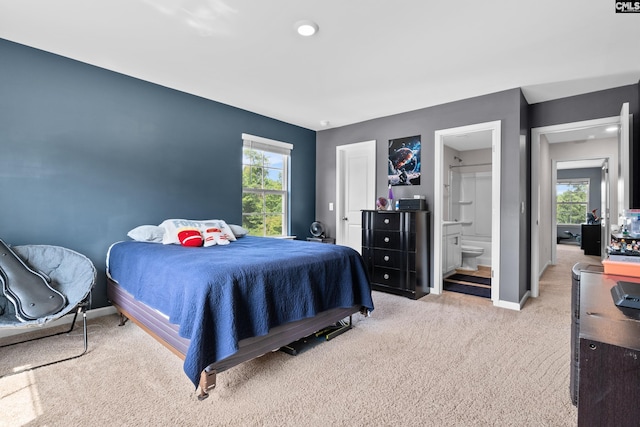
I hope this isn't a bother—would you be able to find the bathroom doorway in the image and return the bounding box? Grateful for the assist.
[433,121,501,303]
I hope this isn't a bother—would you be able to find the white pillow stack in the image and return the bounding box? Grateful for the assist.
[158,219,237,246]
[127,220,249,245]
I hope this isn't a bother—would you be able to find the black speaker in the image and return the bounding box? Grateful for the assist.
[398,198,427,210]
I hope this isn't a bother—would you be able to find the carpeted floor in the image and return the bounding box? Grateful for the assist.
[0,245,598,426]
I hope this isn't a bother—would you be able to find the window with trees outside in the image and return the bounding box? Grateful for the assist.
[242,134,292,237]
[557,179,589,225]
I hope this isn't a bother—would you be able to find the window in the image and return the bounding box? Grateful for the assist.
[242,133,292,237]
[557,179,589,225]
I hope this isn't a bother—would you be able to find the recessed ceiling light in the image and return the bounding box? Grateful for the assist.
[605,126,619,132]
[295,20,319,37]
[320,120,330,127]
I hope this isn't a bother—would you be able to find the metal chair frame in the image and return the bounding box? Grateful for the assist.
[0,296,91,379]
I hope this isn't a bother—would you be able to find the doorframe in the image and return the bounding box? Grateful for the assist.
[335,140,376,248]
[434,120,501,304]
[551,157,610,259]
[531,115,622,297]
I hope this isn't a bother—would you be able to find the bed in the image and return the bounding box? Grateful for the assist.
[106,235,374,399]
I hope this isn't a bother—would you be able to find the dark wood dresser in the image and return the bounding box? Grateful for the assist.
[361,210,430,299]
[580,224,601,256]
[574,271,640,426]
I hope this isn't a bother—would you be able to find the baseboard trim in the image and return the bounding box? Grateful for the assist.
[0,306,117,339]
[493,291,530,311]
[539,260,550,278]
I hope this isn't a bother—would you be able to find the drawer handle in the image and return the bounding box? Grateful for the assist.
[383,273,390,280]
[384,237,390,243]
[384,218,390,224]
[384,255,390,262]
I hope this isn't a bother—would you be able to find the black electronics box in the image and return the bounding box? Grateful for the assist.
[611,281,640,310]
[398,198,427,211]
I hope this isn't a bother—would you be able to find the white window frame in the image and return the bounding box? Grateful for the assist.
[242,133,293,237]
[556,178,590,225]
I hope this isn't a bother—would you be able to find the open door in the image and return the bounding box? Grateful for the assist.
[618,102,630,218]
[601,159,610,260]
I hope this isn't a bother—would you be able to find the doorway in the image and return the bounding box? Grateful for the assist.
[530,103,630,297]
[434,121,501,303]
[554,158,609,256]
[335,140,376,253]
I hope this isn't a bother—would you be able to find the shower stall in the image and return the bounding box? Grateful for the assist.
[449,164,492,268]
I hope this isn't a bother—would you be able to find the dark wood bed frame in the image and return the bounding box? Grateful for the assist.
[106,278,361,399]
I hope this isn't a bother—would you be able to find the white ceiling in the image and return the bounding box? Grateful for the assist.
[1,0,639,131]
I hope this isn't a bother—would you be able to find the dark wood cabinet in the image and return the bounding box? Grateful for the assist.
[580,224,601,256]
[570,262,604,406]
[573,271,640,426]
[361,210,430,299]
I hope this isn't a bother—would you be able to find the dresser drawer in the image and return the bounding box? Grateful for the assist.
[372,231,402,249]
[408,252,416,272]
[372,212,401,230]
[372,249,403,269]
[371,267,404,289]
[371,231,416,251]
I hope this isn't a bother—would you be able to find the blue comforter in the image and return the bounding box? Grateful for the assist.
[107,236,374,387]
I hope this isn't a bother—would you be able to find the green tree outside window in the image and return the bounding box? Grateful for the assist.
[242,148,288,236]
[557,180,589,225]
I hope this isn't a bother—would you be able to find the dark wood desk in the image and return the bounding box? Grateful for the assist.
[576,272,640,427]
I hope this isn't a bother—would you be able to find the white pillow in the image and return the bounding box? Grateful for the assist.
[159,219,236,245]
[127,225,165,243]
[229,224,249,238]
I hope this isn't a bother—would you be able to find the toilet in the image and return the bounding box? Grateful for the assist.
[461,245,484,271]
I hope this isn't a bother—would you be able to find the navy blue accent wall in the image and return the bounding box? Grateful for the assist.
[0,39,316,308]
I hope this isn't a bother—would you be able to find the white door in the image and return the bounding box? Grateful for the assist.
[618,102,630,216]
[336,140,376,253]
[601,159,610,261]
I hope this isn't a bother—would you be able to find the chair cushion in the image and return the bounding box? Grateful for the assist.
[0,245,96,328]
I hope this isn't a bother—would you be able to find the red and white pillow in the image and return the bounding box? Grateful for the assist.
[159,219,236,246]
[177,227,204,247]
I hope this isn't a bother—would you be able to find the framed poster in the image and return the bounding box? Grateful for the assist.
[388,135,421,186]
